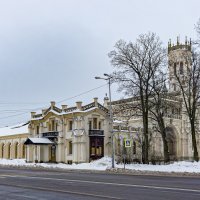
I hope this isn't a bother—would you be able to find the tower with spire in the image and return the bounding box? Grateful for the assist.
[168,36,192,92]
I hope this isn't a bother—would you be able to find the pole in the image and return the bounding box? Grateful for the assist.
[108,78,114,168]
[95,74,114,168]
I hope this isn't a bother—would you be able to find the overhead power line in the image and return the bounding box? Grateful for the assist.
[57,83,107,103]
[0,83,108,122]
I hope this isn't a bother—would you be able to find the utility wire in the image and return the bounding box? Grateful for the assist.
[0,83,108,122]
[57,83,107,103]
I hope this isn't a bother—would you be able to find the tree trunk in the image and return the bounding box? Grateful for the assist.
[162,134,170,163]
[158,117,170,163]
[191,121,199,161]
[142,112,149,164]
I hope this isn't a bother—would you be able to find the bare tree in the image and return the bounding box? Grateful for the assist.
[172,50,200,161]
[108,32,166,164]
[149,72,170,163]
[195,18,200,46]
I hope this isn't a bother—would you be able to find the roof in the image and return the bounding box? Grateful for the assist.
[24,138,54,145]
[32,102,108,120]
[0,122,29,137]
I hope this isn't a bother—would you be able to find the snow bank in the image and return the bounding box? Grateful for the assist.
[0,157,200,173]
[116,161,200,173]
[0,157,111,171]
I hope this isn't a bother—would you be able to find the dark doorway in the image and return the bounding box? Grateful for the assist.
[49,145,56,162]
[89,137,104,161]
[166,127,177,160]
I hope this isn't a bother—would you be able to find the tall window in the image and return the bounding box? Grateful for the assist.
[69,141,73,154]
[174,63,177,75]
[8,143,11,159]
[48,120,58,131]
[48,123,51,131]
[133,141,136,154]
[2,144,4,158]
[93,118,97,129]
[180,62,183,74]
[99,121,101,129]
[1,144,4,158]
[89,121,92,130]
[15,143,18,158]
[69,121,73,131]
[52,120,55,131]
[173,84,176,91]
[22,144,26,158]
[36,126,39,134]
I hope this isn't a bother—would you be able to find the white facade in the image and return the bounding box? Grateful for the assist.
[25,98,111,163]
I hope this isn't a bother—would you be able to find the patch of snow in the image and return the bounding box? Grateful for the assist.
[116,161,200,173]
[0,157,110,171]
[0,157,200,173]
[26,138,54,144]
[32,107,98,120]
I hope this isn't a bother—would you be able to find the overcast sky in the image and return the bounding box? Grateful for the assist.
[0,0,199,126]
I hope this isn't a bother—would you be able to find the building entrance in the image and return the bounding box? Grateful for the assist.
[49,144,56,162]
[89,137,104,160]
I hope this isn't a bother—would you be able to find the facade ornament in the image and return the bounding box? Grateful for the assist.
[72,129,85,137]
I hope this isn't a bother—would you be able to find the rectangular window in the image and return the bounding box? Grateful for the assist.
[99,121,101,129]
[48,123,51,131]
[52,120,55,131]
[69,121,73,131]
[133,141,136,154]
[180,62,183,74]
[93,118,97,129]
[36,126,39,134]
[55,122,58,131]
[69,141,73,154]
[89,121,92,130]
[174,63,176,75]
[174,84,176,91]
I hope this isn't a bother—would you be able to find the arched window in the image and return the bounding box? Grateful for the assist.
[0,143,4,158]
[180,62,183,74]
[133,141,136,155]
[15,143,18,159]
[173,84,176,91]
[22,144,26,158]
[174,63,177,75]
[2,144,5,158]
[7,143,11,159]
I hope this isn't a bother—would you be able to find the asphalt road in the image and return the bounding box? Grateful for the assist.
[0,167,199,200]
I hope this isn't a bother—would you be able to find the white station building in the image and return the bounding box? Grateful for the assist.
[0,98,112,164]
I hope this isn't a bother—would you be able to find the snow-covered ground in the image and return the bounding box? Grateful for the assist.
[0,157,200,173]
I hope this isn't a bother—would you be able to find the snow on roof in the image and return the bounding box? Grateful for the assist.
[113,120,126,124]
[64,107,97,115]
[25,138,54,145]
[32,107,98,120]
[0,123,29,137]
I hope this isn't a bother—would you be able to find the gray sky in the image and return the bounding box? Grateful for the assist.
[0,0,199,126]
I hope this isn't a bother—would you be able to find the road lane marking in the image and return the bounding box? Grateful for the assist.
[0,183,122,200]
[2,174,200,194]
[13,194,42,200]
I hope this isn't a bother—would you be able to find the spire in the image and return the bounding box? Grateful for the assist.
[163,82,168,93]
[168,39,172,47]
[185,36,187,45]
[177,36,180,45]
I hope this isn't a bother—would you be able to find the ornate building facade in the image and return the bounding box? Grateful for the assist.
[0,98,111,163]
[0,39,199,164]
[109,39,200,162]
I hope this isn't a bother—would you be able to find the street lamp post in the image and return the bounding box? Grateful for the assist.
[95,74,115,168]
